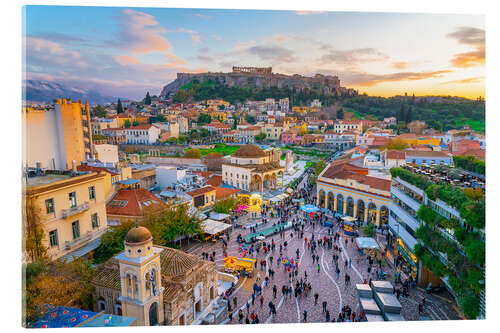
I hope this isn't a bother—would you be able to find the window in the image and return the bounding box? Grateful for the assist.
[45,198,55,214]
[69,192,77,208]
[92,213,99,229]
[72,221,80,239]
[49,230,58,247]
[89,186,96,200]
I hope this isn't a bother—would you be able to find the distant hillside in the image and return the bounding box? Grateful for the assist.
[23,80,118,105]
[160,70,358,105]
[342,95,485,132]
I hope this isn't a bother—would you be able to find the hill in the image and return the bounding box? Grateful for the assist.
[23,80,118,105]
[160,69,358,105]
[342,95,485,132]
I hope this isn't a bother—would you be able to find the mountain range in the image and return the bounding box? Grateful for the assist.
[23,80,119,105]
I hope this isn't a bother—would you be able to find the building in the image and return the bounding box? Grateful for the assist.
[131,165,157,190]
[334,120,363,133]
[101,128,127,145]
[92,117,119,135]
[156,166,187,188]
[398,134,441,148]
[77,163,131,200]
[450,139,481,154]
[92,226,219,325]
[124,125,161,145]
[23,99,94,170]
[24,171,108,261]
[232,66,272,74]
[310,99,322,108]
[407,120,426,134]
[382,150,406,168]
[94,144,119,166]
[405,150,453,166]
[186,186,217,209]
[279,98,289,113]
[316,158,391,226]
[281,129,301,145]
[222,144,285,191]
[106,183,166,225]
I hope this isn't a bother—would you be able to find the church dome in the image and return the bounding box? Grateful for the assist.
[233,144,266,158]
[125,226,152,245]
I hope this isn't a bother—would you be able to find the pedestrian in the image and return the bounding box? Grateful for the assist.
[246,301,250,313]
[260,295,264,307]
[303,310,308,322]
[238,309,244,323]
[322,300,327,313]
[326,309,331,322]
[317,263,321,273]
[314,293,319,305]
[233,297,237,309]
[273,285,277,299]
[228,308,233,322]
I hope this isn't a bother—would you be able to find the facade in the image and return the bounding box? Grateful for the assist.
[334,120,362,133]
[316,158,391,226]
[92,226,219,325]
[281,129,301,145]
[186,186,217,209]
[124,125,161,145]
[405,150,453,166]
[94,144,119,166]
[382,150,406,168]
[23,99,93,170]
[450,139,481,154]
[24,171,108,261]
[222,144,284,191]
[101,128,127,145]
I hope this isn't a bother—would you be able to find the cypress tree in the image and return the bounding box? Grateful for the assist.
[144,91,151,105]
[116,99,123,114]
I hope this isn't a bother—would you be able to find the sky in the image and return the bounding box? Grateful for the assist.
[23,6,485,100]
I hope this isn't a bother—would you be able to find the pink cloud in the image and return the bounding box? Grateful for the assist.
[114,55,141,65]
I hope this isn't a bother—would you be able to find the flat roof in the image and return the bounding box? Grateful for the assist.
[25,173,71,187]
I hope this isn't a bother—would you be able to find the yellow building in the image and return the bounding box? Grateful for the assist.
[292,106,309,113]
[186,186,217,210]
[23,99,93,170]
[206,99,230,109]
[210,111,228,122]
[24,171,108,261]
[398,134,441,148]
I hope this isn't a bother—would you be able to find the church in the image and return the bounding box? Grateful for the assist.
[91,226,219,326]
[221,144,284,191]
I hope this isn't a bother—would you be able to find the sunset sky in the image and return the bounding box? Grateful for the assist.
[23,6,485,100]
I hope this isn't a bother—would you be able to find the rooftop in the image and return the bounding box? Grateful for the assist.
[232,144,267,158]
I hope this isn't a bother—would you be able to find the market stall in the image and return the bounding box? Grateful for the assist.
[201,219,232,241]
[355,237,380,255]
[342,216,357,236]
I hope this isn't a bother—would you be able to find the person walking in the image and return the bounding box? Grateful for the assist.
[228,308,233,322]
[314,293,319,305]
[326,309,331,322]
[303,310,308,322]
[273,285,277,299]
[233,297,237,309]
[317,263,321,273]
[322,300,328,313]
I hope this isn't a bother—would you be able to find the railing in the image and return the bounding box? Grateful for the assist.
[61,201,90,219]
[64,230,92,250]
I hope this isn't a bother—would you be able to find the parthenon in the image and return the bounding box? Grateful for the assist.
[232,66,272,74]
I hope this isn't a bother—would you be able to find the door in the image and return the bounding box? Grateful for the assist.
[149,302,158,326]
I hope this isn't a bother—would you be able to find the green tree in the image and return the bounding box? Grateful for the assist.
[23,196,47,263]
[184,149,202,158]
[116,99,124,114]
[93,221,136,264]
[124,119,131,128]
[132,120,140,127]
[336,108,344,120]
[405,106,413,123]
[385,138,407,150]
[144,91,151,105]
[197,113,211,124]
[177,135,186,144]
[91,105,106,117]
[245,114,256,124]
[254,133,267,142]
[213,197,237,214]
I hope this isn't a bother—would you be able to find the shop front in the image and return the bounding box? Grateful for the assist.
[395,238,419,282]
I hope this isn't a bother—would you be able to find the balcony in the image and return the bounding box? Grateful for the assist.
[389,203,420,232]
[391,187,421,212]
[63,228,106,252]
[61,202,90,219]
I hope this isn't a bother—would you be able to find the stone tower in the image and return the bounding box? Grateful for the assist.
[116,226,165,326]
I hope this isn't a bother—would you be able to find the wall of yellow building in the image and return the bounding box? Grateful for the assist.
[27,173,108,261]
[403,138,440,148]
[192,190,217,210]
[58,100,87,169]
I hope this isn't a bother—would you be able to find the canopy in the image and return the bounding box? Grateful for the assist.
[355,237,380,250]
[342,216,357,223]
[209,212,231,221]
[300,204,319,213]
[235,205,249,212]
[286,188,293,194]
[270,193,288,203]
[201,219,232,235]
[224,256,238,264]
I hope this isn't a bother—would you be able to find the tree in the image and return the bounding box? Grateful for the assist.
[232,119,237,129]
[142,204,204,246]
[336,108,344,120]
[23,257,96,325]
[213,197,237,214]
[197,113,211,124]
[23,196,47,263]
[144,91,151,105]
[132,120,140,127]
[385,138,406,150]
[124,119,131,128]
[116,99,124,114]
[397,104,405,122]
[93,221,136,264]
[405,106,413,123]
[184,149,202,158]
[91,105,106,117]
[177,135,186,144]
[245,114,256,124]
[254,133,266,142]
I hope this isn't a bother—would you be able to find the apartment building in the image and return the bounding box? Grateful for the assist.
[24,171,108,261]
[23,99,94,170]
[124,124,161,144]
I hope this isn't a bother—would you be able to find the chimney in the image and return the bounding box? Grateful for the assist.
[72,160,76,172]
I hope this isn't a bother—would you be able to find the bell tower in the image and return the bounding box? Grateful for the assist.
[115,225,164,326]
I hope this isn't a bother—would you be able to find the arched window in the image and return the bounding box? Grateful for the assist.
[97,297,106,312]
[145,272,151,295]
[114,302,122,315]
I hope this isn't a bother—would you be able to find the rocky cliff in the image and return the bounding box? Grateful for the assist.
[160,71,357,98]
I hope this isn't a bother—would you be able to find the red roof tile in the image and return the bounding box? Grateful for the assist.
[215,186,240,199]
[106,188,165,217]
[206,175,222,187]
[186,185,217,197]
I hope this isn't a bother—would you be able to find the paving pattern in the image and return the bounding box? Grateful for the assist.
[181,175,462,325]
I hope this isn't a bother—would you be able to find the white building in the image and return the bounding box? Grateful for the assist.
[124,124,161,145]
[156,166,187,188]
[94,144,119,166]
[310,99,322,108]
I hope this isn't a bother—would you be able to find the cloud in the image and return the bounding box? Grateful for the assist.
[320,48,389,65]
[113,9,171,55]
[25,36,89,69]
[165,54,187,68]
[33,32,86,44]
[295,11,325,15]
[247,45,295,62]
[194,13,212,19]
[442,76,484,85]
[447,26,485,68]
[196,55,214,62]
[114,55,141,65]
[332,69,454,87]
[176,27,202,44]
[392,61,409,70]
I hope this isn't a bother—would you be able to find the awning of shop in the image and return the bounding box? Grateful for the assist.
[355,237,380,250]
[388,216,417,250]
[201,219,232,235]
[209,212,231,221]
